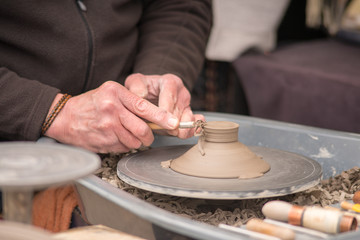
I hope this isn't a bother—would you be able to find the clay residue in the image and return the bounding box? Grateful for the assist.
[311,147,335,159]
[160,160,171,168]
[96,151,360,227]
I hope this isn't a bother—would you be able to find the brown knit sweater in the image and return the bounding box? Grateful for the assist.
[0,0,212,141]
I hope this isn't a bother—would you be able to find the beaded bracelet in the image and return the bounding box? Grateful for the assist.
[41,94,72,135]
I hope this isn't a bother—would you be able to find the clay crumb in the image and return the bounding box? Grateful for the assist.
[161,160,172,168]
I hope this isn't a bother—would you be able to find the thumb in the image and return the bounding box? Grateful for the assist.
[124,73,148,98]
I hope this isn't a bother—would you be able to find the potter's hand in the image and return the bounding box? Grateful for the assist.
[44,81,179,153]
[125,73,205,139]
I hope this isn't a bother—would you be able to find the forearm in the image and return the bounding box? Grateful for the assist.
[134,0,212,90]
[0,67,60,141]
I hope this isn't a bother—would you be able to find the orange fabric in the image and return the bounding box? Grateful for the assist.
[32,185,78,233]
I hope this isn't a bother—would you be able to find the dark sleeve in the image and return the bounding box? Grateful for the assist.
[0,67,60,141]
[133,0,212,90]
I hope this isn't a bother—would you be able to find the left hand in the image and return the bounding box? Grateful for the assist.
[125,73,204,139]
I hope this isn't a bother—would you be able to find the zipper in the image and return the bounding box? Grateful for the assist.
[75,0,93,92]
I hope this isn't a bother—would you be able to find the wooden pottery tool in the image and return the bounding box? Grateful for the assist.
[341,201,360,213]
[246,218,295,240]
[147,121,199,130]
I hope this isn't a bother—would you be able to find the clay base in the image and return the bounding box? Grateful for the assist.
[170,141,270,179]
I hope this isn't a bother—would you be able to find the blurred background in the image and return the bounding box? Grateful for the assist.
[191,0,360,134]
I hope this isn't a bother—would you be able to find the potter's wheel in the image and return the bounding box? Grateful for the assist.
[117,145,322,199]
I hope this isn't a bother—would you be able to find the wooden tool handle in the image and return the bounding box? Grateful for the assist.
[147,123,164,130]
[147,122,195,130]
[246,218,295,240]
[341,201,360,213]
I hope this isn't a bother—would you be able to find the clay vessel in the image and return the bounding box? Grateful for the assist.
[170,121,270,179]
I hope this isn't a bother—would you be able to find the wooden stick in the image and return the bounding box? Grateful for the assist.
[218,223,281,240]
[147,121,195,130]
[264,219,329,239]
[246,218,295,240]
[341,201,360,213]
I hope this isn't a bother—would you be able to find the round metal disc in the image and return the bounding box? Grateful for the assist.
[0,142,101,190]
[117,145,322,199]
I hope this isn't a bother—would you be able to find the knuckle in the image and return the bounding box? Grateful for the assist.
[99,99,116,112]
[134,98,149,113]
[101,80,118,89]
[168,78,180,87]
[164,74,182,83]
[135,124,150,138]
[96,81,119,99]
[131,73,144,79]
[125,73,144,85]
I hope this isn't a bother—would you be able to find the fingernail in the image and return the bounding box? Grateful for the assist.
[168,117,179,129]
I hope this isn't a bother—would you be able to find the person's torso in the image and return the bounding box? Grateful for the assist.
[0,0,142,95]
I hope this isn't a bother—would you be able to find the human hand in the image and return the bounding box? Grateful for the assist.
[44,81,180,153]
[125,73,205,139]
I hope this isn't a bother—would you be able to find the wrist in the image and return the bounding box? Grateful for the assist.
[48,94,64,114]
[41,93,71,136]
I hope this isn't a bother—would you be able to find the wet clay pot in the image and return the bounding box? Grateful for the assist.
[170,121,270,179]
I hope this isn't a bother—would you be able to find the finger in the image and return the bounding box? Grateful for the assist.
[194,114,206,122]
[158,79,178,113]
[118,111,154,147]
[83,131,131,154]
[165,105,180,137]
[177,87,191,110]
[165,87,192,136]
[125,73,149,98]
[175,107,196,139]
[181,113,205,139]
[118,86,179,130]
[162,87,191,119]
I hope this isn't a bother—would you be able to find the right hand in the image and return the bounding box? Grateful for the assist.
[125,73,205,139]
[44,81,180,153]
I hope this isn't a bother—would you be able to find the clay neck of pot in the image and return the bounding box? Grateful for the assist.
[203,127,238,143]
